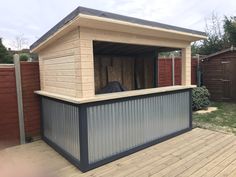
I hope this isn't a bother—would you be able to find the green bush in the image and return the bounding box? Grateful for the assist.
[20,53,29,61]
[192,86,210,111]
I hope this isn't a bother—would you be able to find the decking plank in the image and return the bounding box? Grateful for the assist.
[2,128,236,177]
[123,132,219,177]
[179,140,236,177]
[82,128,213,177]
[91,129,216,177]
[149,133,233,177]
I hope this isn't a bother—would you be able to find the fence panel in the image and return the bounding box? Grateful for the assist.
[0,66,20,149]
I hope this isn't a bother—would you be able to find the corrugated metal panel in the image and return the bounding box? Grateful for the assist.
[42,97,80,161]
[87,91,190,163]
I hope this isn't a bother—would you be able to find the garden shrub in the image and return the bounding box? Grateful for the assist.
[192,86,210,111]
[20,53,29,61]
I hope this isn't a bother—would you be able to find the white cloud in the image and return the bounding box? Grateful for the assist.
[0,0,236,49]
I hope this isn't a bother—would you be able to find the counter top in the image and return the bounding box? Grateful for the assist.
[35,85,196,104]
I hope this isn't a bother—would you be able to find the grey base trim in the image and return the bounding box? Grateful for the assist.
[43,127,191,172]
[86,127,191,171]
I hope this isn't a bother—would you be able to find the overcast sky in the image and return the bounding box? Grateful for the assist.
[1,0,236,49]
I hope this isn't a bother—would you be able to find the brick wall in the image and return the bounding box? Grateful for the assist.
[21,62,41,138]
[158,58,197,87]
[0,67,20,149]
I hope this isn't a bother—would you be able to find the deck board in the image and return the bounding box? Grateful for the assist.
[1,128,236,177]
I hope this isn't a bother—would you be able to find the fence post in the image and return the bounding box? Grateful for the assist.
[171,54,175,86]
[196,54,201,87]
[14,54,25,144]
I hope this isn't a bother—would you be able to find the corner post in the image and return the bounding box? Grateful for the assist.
[79,104,89,172]
[14,54,25,144]
[171,54,175,86]
[181,45,191,85]
[153,50,158,87]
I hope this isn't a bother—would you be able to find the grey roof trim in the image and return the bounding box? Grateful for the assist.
[201,47,236,60]
[30,6,207,50]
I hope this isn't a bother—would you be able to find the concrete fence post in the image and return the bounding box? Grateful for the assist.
[14,54,25,144]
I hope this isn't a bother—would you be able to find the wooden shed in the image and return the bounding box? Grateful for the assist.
[201,47,236,101]
[31,6,206,172]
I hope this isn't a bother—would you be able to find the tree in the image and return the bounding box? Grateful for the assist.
[0,38,13,63]
[224,16,236,46]
[191,42,200,56]
[191,12,230,55]
[12,34,28,50]
[199,12,227,55]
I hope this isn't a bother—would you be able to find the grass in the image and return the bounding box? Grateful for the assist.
[193,102,236,134]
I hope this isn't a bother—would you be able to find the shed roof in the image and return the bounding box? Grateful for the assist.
[201,46,236,60]
[30,6,207,51]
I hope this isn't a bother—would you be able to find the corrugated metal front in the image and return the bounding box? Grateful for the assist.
[42,97,80,161]
[87,91,190,163]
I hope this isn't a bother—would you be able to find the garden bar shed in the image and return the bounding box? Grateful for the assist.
[201,47,236,101]
[31,6,207,172]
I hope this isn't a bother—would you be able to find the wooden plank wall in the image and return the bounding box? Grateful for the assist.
[94,55,134,92]
[201,51,236,101]
[39,29,80,97]
[94,55,154,93]
[95,56,198,93]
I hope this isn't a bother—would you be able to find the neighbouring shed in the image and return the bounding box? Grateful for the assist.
[30,6,206,172]
[201,47,236,101]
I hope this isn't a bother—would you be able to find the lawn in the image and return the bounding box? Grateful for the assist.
[193,102,236,134]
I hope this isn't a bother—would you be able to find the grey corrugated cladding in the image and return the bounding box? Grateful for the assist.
[30,6,206,50]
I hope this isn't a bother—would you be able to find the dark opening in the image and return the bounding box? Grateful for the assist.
[93,41,179,94]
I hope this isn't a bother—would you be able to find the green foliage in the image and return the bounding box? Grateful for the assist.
[20,53,29,61]
[192,86,210,111]
[224,16,236,46]
[192,14,236,55]
[30,53,38,61]
[0,38,13,63]
[197,36,227,55]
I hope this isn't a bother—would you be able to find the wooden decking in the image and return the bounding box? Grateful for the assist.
[1,128,236,177]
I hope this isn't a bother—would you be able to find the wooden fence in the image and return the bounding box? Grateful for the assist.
[0,65,19,149]
[0,61,40,149]
[158,57,198,86]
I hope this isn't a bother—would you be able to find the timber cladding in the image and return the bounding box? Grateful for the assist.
[38,29,80,98]
[38,26,192,98]
[201,51,236,101]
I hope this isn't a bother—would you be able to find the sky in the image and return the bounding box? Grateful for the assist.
[0,0,236,50]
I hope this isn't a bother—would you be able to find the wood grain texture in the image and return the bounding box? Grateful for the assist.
[201,51,236,101]
[38,29,80,98]
[35,85,195,104]
[3,128,236,177]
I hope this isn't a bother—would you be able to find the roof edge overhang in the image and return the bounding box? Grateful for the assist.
[31,14,207,53]
[201,47,236,61]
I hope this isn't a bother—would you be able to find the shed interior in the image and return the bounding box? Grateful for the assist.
[93,41,179,94]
